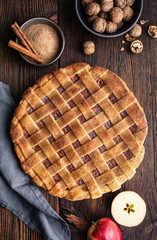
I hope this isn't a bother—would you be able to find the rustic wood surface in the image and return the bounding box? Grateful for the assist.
[0,0,156,239]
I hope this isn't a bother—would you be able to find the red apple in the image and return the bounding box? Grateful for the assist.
[87,217,122,240]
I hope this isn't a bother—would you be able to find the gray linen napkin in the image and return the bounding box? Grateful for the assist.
[0,82,71,240]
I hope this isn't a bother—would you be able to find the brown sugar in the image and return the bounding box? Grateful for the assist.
[24,24,60,64]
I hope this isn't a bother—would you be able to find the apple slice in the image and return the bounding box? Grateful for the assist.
[111,191,146,227]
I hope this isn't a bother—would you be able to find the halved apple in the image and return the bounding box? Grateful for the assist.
[111,191,146,227]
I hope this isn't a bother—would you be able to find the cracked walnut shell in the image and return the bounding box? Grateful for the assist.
[130,40,143,54]
[148,25,157,38]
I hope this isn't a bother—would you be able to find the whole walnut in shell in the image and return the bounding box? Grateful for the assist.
[100,0,113,12]
[99,11,110,20]
[129,24,142,37]
[85,2,101,16]
[110,7,124,24]
[92,17,106,33]
[88,15,98,24]
[123,6,134,21]
[115,0,126,8]
[82,0,93,8]
[106,21,118,33]
[126,0,135,6]
[83,41,95,55]
[117,21,123,29]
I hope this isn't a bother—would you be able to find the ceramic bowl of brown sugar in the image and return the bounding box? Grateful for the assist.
[17,17,65,67]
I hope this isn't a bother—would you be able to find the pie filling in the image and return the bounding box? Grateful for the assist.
[71,74,80,83]
[104,120,113,130]
[106,159,117,169]
[108,93,118,104]
[47,135,55,143]
[81,88,91,99]
[57,149,66,158]
[32,145,41,152]
[123,149,133,160]
[41,96,51,104]
[98,144,107,154]
[57,85,65,94]
[52,109,61,120]
[92,104,103,115]
[81,154,91,164]
[62,125,71,134]
[68,99,76,108]
[53,173,62,184]
[96,78,105,88]
[88,130,97,140]
[36,120,45,129]
[42,158,52,169]
[27,106,35,114]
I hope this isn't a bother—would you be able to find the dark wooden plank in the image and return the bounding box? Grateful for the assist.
[58,0,157,240]
[0,0,59,239]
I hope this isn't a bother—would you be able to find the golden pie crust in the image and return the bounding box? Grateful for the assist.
[10,63,147,201]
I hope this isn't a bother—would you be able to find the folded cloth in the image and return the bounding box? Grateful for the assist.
[0,82,71,240]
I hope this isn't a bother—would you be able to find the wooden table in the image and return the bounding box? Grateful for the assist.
[0,0,156,239]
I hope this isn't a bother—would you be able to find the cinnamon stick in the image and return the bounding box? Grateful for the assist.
[11,23,32,52]
[64,214,90,231]
[13,22,39,56]
[8,40,43,64]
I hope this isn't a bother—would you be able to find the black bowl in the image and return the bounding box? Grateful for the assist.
[75,0,143,38]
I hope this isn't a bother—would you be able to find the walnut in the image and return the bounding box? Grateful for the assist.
[82,0,93,8]
[148,25,157,38]
[99,11,110,20]
[117,21,123,29]
[92,17,106,33]
[88,15,98,24]
[106,21,118,33]
[100,0,113,12]
[110,7,123,24]
[83,41,95,55]
[115,0,126,9]
[123,6,134,21]
[125,33,135,42]
[129,24,142,37]
[130,40,143,54]
[126,0,135,6]
[85,2,101,16]
[140,19,149,25]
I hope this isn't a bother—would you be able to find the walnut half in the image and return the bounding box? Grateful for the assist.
[130,40,143,54]
[148,25,157,38]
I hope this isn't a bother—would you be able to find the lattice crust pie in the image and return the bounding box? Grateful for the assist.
[11,63,148,201]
